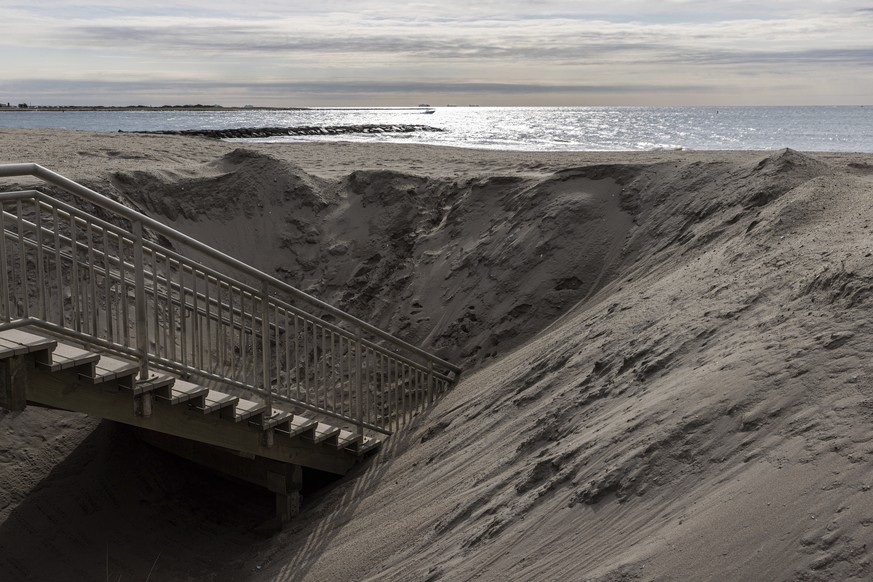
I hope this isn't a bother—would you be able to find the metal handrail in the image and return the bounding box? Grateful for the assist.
[0,164,461,435]
[0,164,460,373]
[2,192,455,383]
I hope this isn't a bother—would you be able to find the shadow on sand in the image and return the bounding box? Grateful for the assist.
[0,420,275,581]
[249,420,423,581]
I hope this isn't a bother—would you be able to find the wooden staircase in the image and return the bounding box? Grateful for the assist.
[0,327,379,524]
[0,163,462,526]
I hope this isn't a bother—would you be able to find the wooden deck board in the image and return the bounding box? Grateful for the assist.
[0,329,57,357]
[83,354,139,383]
[234,397,267,422]
[165,379,209,405]
[43,343,100,372]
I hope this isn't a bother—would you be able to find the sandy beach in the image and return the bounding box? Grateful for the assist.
[2,127,873,581]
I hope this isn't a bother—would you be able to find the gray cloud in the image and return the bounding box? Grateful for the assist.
[53,4,873,68]
[4,1,873,105]
[6,78,710,96]
[674,47,873,66]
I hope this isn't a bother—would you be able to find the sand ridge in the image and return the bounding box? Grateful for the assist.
[1,129,873,580]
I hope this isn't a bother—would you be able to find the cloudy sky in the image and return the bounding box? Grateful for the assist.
[2,1,872,106]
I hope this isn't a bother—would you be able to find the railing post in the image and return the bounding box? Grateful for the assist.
[0,203,8,323]
[427,360,434,405]
[132,220,149,381]
[356,327,364,437]
[261,281,273,412]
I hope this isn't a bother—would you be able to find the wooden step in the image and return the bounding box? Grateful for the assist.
[334,429,362,451]
[358,436,381,455]
[128,374,175,397]
[198,390,238,418]
[279,415,318,439]
[0,329,56,360]
[80,354,139,387]
[311,422,341,446]
[161,379,209,406]
[262,409,294,431]
[38,342,100,373]
[234,397,267,423]
[0,329,379,463]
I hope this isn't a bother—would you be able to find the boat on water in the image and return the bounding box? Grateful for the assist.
[421,108,436,114]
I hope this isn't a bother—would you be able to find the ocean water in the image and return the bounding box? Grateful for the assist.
[2,106,872,152]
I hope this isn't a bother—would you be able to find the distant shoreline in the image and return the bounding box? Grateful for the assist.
[0,106,442,112]
[0,105,307,112]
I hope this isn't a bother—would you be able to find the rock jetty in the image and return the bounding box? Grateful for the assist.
[128,124,443,139]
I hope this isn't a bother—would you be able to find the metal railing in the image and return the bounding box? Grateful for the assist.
[0,164,460,436]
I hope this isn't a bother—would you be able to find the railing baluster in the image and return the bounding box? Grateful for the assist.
[101,226,113,343]
[342,335,349,418]
[399,361,405,427]
[406,364,412,427]
[356,327,363,437]
[167,259,178,364]
[294,313,301,401]
[226,282,235,379]
[33,199,47,320]
[378,352,384,429]
[395,358,401,432]
[205,273,213,375]
[194,270,202,370]
[363,347,370,428]
[52,207,64,328]
[86,221,99,336]
[161,255,170,363]
[249,290,257,387]
[213,277,220,374]
[312,319,319,405]
[412,367,418,421]
[149,251,160,359]
[275,303,282,398]
[16,201,29,320]
[69,213,81,331]
[303,318,309,403]
[119,234,129,347]
[261,280,272,411]
[239,289,245,383]
[176,258,187,368]
[427,361,435,406]
[329,331,336,417]
[322,324,328,409]
[284,307,291,399]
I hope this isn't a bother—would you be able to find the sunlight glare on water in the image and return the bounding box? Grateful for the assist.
[2,106,872,152]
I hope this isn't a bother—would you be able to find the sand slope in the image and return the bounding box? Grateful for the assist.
[243,149,873,582]
[2,129,873,580]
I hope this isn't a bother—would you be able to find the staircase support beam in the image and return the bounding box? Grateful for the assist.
[134,427,303,523]
[25,366,356,475]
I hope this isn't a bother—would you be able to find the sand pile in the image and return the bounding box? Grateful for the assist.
[2,129,873,581]
[109,147,633,368]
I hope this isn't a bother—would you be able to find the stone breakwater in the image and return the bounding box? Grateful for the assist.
[128,124,444,139]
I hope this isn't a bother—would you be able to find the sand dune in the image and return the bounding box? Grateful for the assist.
[1,129,873,580]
